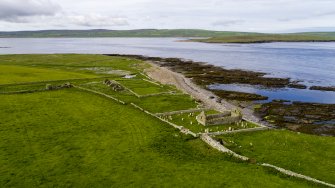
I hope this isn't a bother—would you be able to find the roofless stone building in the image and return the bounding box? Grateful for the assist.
[196,109,242,126]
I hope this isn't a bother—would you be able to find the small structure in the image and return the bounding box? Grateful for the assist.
[46,82,72,90]
[196,109,242,126]
[103,79,124,91]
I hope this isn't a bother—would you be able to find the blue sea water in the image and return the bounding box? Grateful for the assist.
[1,38,334,103]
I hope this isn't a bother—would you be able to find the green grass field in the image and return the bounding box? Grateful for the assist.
[0,54,332,187]
[0,65,96,85]
[79,82,197,113]
[116,78,172,96]
[217,130,335,184]
[0,90,314,187]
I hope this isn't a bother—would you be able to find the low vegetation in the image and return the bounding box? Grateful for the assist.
[217,130,335,184]
[1,90,313,187]
[0,54,332,187]
[0,64,95,85]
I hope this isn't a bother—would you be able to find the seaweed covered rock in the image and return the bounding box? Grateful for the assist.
[255,101,335,136]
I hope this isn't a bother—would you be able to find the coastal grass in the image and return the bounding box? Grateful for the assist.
[0,77,116,93]
[79,82,198,113]
[0,89,314,187]
[0,54,331,187]
[217,130,335,184]
[116,78,172,96]
[0,54,147,75]
[0,65,95,85]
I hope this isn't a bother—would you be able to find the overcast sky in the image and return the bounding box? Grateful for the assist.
[0,0,335,32]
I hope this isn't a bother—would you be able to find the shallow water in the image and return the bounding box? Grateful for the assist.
[1,38,334,103]
[208,84,335,104]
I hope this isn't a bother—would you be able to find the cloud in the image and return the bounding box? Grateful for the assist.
[0,0,128,28]
[0,0,61,22]
[0,0,335,32]
[278,10,335,22]
[66,14,128,27]
[212,20,244,26]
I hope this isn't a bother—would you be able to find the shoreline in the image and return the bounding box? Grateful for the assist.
[105,54,334,93]
[143,61,272,128]
[105,54,335,136]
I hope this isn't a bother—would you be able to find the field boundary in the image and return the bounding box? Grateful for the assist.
[73,85,126,105]
[0,89,46,95]
[205,127,270,136]
[202,133,335,187]
[155,108,209,116]
[0,76,112,87]
[112,80,141,98]
[262,163,335,188]
[113,79,177,98]
[201,134,249,161]
[142,78,163,87]
[130,103,198,137]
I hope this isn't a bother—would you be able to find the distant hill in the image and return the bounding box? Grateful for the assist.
[1,29,334,43]
[0,29,255,38]
[191,33,335,43]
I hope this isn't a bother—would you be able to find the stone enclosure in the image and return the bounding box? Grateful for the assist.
[196,109,242,126]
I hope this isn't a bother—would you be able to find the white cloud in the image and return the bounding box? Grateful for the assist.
[0,0,334,32]
[66,14,128,27]
[0,0,61,21]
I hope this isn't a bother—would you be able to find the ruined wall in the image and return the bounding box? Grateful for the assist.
[196,110,242,126]
[207,116,242,126]
[206,111,231,120]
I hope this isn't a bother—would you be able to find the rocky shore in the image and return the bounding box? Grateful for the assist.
[105,54,335,136]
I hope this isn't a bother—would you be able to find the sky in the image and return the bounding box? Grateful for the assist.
[0,0,335,32]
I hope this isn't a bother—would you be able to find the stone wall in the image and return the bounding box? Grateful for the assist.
[206,111,231,119]
[207,116,242,126]
[200,134,249,161]
[196,110,242,126]
[130,103,198,138]
[155,108,209,116]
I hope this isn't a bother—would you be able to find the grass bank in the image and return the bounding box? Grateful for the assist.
[217,130,335,184]
[0,89,314,187]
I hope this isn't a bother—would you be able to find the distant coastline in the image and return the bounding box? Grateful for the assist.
[189,34,335,43]
[1,29,335,43]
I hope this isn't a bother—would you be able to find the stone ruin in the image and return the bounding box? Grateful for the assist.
[46,82,73,90]
[103,79,124,91]
[196,109,242,126]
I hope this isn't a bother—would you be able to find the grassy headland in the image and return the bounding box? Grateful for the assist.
[192,33,335,43]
